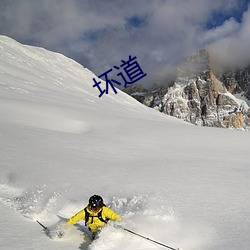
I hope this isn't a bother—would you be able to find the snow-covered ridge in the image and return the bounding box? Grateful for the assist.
[0,35,145,103]
[0,36,153,134]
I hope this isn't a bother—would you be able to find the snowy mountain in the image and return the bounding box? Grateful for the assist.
[125,49,250,130]
[0,36,250,250]
[217,65,250,101]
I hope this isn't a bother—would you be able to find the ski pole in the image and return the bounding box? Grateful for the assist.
[37,220,48,231]
[122,227,180,250]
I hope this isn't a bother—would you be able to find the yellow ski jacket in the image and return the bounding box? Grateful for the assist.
[67,206,121,233]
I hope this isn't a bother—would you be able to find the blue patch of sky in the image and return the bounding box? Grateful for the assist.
[206,0,249,29]
[82,30,99,42]
[125,15,148,29]
[81,24,123,43]
[81,15,148,43]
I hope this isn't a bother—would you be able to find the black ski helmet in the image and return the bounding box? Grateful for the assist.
[89,195,104,210]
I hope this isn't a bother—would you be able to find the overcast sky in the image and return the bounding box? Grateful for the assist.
[0,0,249,88]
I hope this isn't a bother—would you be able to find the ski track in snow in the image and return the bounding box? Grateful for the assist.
[0,99,91,134]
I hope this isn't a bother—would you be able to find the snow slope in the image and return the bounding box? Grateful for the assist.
[0,36,250,250]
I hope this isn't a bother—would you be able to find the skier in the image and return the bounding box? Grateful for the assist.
[66,194,121,239]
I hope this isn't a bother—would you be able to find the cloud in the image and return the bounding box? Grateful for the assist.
[200,18,240,45]
[209,4,250,69]
[0,0,249,88]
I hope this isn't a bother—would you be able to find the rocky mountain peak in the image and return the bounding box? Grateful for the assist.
[124,49,250,130]
[177,48,210,78]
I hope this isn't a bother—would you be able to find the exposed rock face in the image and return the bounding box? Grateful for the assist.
[124,49,250,130]
[218,66,250,99]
